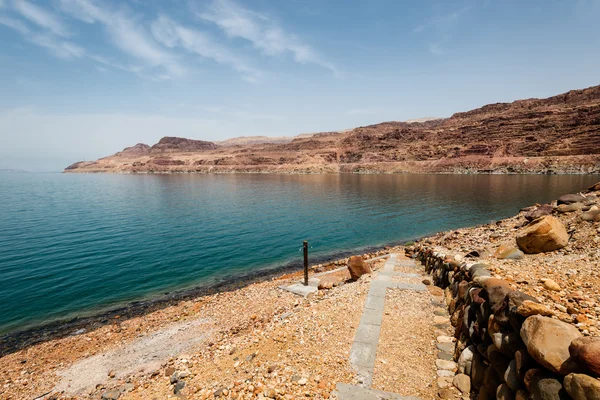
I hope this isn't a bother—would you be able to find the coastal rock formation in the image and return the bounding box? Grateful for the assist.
[412,182,600,400]
[64,85,600,174]
[150,137,217,153]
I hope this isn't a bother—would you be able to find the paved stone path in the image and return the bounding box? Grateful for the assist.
[335,254,426,399]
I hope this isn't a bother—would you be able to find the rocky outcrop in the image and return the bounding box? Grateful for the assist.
[150,137,217,153]
[65,85,600,174]
[115,143,150,157]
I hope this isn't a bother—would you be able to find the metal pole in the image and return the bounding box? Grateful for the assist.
[303,240,309,286]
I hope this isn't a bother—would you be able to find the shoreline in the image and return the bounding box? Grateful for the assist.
[0,181,598,399]
[0,239,408,357]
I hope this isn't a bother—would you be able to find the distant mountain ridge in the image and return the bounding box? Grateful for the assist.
[65,85,600,174]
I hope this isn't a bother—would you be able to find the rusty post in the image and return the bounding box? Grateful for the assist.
[303,240,309,286]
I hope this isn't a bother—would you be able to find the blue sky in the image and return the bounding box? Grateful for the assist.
[0,0,599,171]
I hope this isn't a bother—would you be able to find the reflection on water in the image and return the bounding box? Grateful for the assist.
[0,173,598,333]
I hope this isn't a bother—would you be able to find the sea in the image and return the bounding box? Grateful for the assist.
[1,172,599,335]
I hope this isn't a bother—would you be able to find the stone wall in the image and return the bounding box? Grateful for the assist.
[412,246,600,399]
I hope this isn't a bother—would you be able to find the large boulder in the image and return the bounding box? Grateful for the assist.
[516,216,569,254]
[558,194,586,205]
[563,373,600,400]
[520,315,582,375]
[347,256,371,281]
[570,337,600,377]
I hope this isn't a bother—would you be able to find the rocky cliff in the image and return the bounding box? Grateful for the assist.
[65,85,600,174]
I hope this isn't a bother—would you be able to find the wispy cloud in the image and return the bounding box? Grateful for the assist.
[151,14,261,82]
[414,6,471,55]
[13,0,69,37]
[0,14,83,59]
[414,6,471,33]
[58,0,184,78]
[197,0,338,76]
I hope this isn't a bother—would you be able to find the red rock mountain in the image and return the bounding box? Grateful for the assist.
[65,85,600,174]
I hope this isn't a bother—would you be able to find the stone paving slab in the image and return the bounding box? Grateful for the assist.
[354,323,381,344]
[394,260,417,267]
[334,383,421,400]
[278,283,317,297]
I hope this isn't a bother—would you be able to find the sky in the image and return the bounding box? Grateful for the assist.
[0,0,599,171]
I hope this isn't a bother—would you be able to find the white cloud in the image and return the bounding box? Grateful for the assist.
[0,14,29,34]
[0,14,83,58]
[13,0,70,37]
[151,14,261,82]
[198,0,338,75]
[58,0,184,78]
[414,6,471,33]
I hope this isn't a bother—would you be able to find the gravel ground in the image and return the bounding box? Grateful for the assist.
[372,288,438,399]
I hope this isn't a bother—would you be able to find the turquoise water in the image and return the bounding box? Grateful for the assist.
[1,173,598,334]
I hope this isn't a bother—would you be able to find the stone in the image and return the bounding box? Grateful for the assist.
[480,366,503,399]
[505,359,522,391]
[437,342,455,353]
[520,315,582,375]
[530,375,569,400]
[437,369,455,377]
[479,278,512,323]
[438,351,454,361]
[515,390,528,400]
[438,335,455,344]
[563,373,600,400]
[517,300,554,317]
[297,378,308,385]
[165,366,176,377]
[422,278,432,285]
[437,376,453,389]
[174,381,185,395]
[101,391,121,400]
[516,216,569,254]
[497,383,515,400]
[458,345,476,375]
[570,337,600,377]
[558,194,586,205]
[438,388,454,399]
[543,279,562,292]
[471,353,486,389]
[488,346,511,378]
[515,349,535,379]
[436,359,458,371]
[453,373,471,394]
[347,256,371,280]
[582,208,600,222]
[525,204,554,222]
[557,203,584,213]
[492,332,522,357]
[497,247,525,260]
[587,182,600,192]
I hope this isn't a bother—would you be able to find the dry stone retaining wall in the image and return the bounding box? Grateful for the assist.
[412,246,600,400]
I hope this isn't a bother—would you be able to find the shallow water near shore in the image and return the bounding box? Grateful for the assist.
[1,173,599,335]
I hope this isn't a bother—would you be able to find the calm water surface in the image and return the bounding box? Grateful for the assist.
[1,173,599,334]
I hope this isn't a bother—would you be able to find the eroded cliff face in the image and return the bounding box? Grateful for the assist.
[65,85,600,174]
